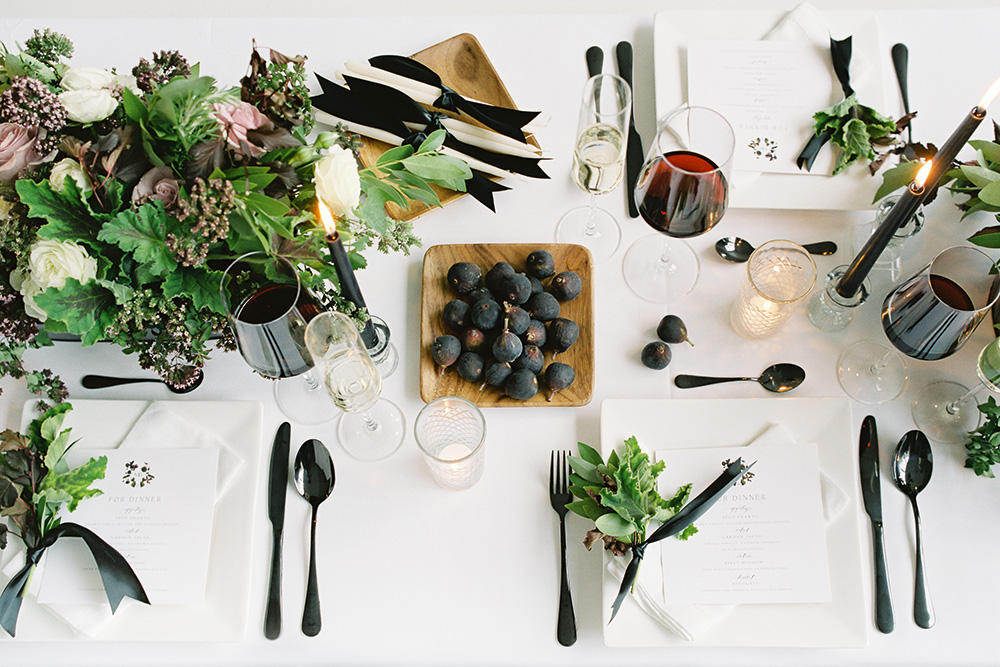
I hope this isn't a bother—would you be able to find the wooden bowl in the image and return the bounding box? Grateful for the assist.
[419,243,594,407]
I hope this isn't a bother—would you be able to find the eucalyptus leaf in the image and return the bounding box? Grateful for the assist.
[874,161,923,203]
[595,512,635,538]
[960,165,1000,188]
[970,139,1000,165]
[969,226,1000,248]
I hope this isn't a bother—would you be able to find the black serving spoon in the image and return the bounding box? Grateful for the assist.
[674,363,805,393]
[81,370,204,394]
[294,439,336,637]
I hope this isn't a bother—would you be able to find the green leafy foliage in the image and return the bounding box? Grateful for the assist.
[0,403,106,549]
[966,395,1000,477]
[97,204,178,277]
[812,93,898,175]
[567,437,694,554]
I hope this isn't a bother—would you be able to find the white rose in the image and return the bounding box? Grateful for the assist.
[58,88,118,124]
[61,66,116,91]
[49,158,92,195]
[314,146,361,217]
[13,239,98,322]
[112,72,142,96]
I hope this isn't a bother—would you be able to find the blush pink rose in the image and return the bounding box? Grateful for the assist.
[132,166,181,208]
[213,102,269,159]
[0,123,44,183]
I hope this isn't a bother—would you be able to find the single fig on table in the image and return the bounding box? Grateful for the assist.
[641,341,672,370]
[657,314,693,346]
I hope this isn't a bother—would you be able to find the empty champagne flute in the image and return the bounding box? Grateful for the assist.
[556,73,632,262]
[304,311,404,461]
[221,251,332,424]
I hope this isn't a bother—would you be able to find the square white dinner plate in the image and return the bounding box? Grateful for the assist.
[653,9,887,210]
[600,397,868,648]
[2,400,262,641]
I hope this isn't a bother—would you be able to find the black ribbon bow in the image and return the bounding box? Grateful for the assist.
[609,458,752,623]
[797,36,855,171]
[312,74,521,211]
[368,55,541,144]
[0,522,149,637]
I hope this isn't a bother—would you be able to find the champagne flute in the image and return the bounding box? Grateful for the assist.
[556,73,631,262]
[221,251,333,424]
[624,105,734,303]
[304,311,404,461]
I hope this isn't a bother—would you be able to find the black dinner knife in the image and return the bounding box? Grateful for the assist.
[616,41,643,218]
[264,421,291,640]
[586,45,603,79]
[859,415,894,634]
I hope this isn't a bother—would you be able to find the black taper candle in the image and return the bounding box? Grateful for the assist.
[836,103,988,298]
[325,231,377,348]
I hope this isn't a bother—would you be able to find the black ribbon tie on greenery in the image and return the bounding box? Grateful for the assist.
[609,458,753,623]
[311,74,528,211]
[367,55,541,144]
[796,36,855,171]
[0,522,149,637]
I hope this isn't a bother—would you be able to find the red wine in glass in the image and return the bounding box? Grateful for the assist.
[235,283,321,377]
[882,274,977,361]
[637,150,729,239]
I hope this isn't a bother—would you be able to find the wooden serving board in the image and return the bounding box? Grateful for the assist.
[420,244,594,408]
[357,33,538,221]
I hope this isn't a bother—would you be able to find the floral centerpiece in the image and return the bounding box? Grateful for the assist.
[0,29,471,399]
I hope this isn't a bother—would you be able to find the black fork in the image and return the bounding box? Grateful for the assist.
[549,450,577,646]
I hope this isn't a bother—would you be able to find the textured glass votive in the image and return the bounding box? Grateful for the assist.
[414,397,486,490]
[731,240,816,340]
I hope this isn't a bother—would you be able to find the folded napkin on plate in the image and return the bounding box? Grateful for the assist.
[606,422,847,641]
[0,401,241,638]
[730,1,872,188]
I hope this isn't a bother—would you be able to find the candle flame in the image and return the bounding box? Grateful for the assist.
[979,77,1000,110]
[915,160,933,188]
[316,200,337,236]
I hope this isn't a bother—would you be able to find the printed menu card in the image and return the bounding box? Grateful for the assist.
[687,39,835,175]
[656,442,831,605]
[37,448,219,605]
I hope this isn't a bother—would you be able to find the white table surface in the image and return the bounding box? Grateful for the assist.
[2,1,1000,664]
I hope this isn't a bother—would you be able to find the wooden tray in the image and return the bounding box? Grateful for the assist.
[420,243,594,407]
[357,33,538,221]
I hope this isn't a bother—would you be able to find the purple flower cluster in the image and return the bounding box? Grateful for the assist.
[169,178,234,266]
[131,50,191,93]
[0,77,67,153]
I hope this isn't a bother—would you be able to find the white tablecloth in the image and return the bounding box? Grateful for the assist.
[2,1,1000,664]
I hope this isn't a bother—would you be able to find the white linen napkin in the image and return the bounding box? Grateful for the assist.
[0,401,241,638]
[606,422,847,641]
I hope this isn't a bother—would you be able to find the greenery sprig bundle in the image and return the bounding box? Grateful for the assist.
[811,93,904,175]
[567,436,695,557]
[0,402,105,552]
[0,29,471,398]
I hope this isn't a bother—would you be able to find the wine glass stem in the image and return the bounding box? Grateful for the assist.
[946,384,983,415]
[584,194,599,237]
[362,411,381,433]
[302,369,321,391]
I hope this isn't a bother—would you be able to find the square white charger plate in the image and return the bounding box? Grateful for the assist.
[601,397,868,648]
[1,400,262,641]
[653,9,886,210]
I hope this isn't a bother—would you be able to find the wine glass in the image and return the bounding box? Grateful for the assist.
[221,251,333,424]
[555,73,632,262]
[304,311,404,462]
[624,105,734,303]
[837,245,999,407]
[910,337,1000,444]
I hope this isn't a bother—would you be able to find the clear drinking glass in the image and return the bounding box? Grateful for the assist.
[304,311,404,461]
[414,397,486,490]
[556,73,632,263]
[221,251,332,424]
[624,105,734,303]
[730,240,816,339]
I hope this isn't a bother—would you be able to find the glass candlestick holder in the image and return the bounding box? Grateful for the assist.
[807,266,872,332]
[366,315,398,379]
[851,194,925,286]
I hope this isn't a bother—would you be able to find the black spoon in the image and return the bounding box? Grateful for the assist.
[294,439,335,637]
[715,237,837,263]
[674,363,805,393]
[81,370,204,394]
[891,430,935,629]
[892,43,913,145]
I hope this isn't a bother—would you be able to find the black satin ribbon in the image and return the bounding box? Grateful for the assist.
[797,36,855,171]
[0,522,149,637]
[609,459,752,623]
[342,75,549,180]
[368,55,540,144]
[311,74,515,211]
